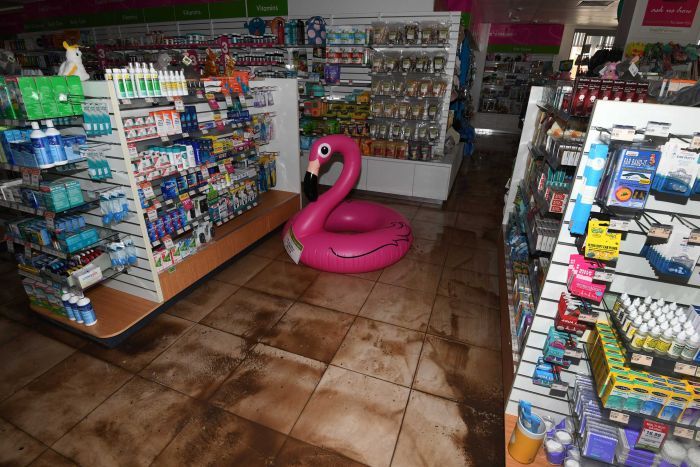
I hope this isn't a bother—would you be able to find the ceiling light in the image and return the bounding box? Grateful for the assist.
[577,0,615,6]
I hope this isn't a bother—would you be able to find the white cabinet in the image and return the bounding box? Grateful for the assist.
[366,158,415,196]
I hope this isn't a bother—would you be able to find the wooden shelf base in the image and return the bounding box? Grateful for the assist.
[158,189,300,301]
[30,284,160,339]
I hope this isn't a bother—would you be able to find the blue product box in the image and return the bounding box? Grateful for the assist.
[44,184,70,212]
[79,227,99,247]
[64,232,83,252]
[63,180,84,207]
[603,148,660,211]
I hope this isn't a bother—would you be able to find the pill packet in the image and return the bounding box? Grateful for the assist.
[404,23,419,45]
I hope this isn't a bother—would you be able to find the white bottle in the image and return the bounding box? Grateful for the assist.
[644,296,653,306]
[656,327,674,355]
[631,323,649,350]
[178,70,187,95]
[169,71,178,96]
[44,120,67,165]
[682,333,700,361]
[669,331,688,358]
[30,122,53,168]
[122,68,134,99]
[622,308,639,332]
[128,63,139,98]
[626,316,643,341]
[643,325,661,352]
[159,71,170,97]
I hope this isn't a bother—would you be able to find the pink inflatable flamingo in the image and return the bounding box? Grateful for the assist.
[283,135,413,273]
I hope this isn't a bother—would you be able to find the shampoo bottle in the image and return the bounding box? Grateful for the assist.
[143,63,154,97]
[44,120,67,165]
[122,68,135,99]
[30,122,52,168]
[128,63,139,98]
[150,64,162,97]
[179,70,188,95]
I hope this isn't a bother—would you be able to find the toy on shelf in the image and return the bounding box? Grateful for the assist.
[58,42,89,81]
[554,292,597,336]
[155,52,172,72]
[306,16,327,46]
[245,17,267,36]
[204,49,218,77]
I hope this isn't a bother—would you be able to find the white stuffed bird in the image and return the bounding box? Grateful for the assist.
[58,41,89,81]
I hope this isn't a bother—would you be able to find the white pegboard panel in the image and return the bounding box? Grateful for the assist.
[506,100,700,418]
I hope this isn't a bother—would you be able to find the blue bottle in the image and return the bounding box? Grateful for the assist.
[30,122,53,168]
[44,120,67,165]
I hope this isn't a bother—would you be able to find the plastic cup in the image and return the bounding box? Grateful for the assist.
[508,413,547,464]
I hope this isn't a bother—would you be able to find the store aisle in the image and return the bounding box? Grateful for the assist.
[0,135,518,467]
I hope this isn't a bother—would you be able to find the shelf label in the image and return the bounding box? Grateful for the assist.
[691,133,700,150]
[631,353,654,366]
[689,229,700,246]
[674,362,697,376]
[578,312,599,324]
[564,348,584,359]
[593,269,615,283]
[611,125,636,142]
[645,121,671,138]
[609,218,630,232]
[636,420,668,452]
[173,97,185,112]
[610,411,630,424]
[146,207,158,222]
[162,236,174,249]
[550,382,568,393]
[648,224,672,240]
[673,426,694,440]
[160,136,169,142]
[44,212,55,230]
[75,266,103,290]
[121,98,131,105]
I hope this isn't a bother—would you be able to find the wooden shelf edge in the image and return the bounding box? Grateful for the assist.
[157,189,301,300]
[29,283,160,339]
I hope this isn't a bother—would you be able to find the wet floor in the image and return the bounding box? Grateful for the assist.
[0,135,518,467]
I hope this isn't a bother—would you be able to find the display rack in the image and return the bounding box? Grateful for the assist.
[0,78,300,345]
[504,100,700,428]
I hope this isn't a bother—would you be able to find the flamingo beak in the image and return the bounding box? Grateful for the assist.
[304,159,321,202]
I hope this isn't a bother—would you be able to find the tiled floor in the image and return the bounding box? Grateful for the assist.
[0,135,518,466]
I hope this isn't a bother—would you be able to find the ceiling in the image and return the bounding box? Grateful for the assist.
[477,0,621,27]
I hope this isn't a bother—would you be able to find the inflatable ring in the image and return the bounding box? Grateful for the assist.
[283,135,413,273]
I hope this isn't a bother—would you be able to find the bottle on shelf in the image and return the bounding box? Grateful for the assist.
[681,332,700,361]
[128,63,139,98]
[44,120,67,165]
[642,325,661,352]
[149,63,162,97]
[656,327,674,355]
[626,316,643,341]
[668,329,687,358]
[30,121,53,168]
[631,323,648,350]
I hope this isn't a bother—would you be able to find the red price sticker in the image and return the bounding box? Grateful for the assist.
[636,420,668,452]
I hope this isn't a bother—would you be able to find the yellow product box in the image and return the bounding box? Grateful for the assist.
[585,219,622,262]
[600,374,634,411]
[598,366,630,398]
[639,383,672,418]
[623,382,650,413]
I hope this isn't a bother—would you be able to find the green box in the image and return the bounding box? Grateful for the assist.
[64,180,84,207]
[44,184,70,212]
[50,77,72,117]
[14,77,44,120]
[34,77,59,118]
[64,76,84,115]
[0,78,16,120]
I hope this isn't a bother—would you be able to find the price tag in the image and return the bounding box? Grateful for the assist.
[636,420,668,452]
[691,133,700,150]
[648,224,672,240]
[631,353,654,366]
[610,411,630,424]
[283,227,304,264]
[645,121,671,138]
[578,312,599,324]
[75,266,103,289]
[611,125,636,142]
[564,348,584,359]
[609,218,630,232]
[593,269,615,282]
[146,207,158,222]
[144,97,154,103]
[161,136,169,142]
[673,426,694,440]
[201,128,209,134]
[550,382,568,392]
[200,167,210,180]
[173,97,185,112]
[689,229,700,245]
[121,98,131,105]
[674,362,697,376]
[44,212,55,230]
[182,132,189,138]
[163,236,174,249]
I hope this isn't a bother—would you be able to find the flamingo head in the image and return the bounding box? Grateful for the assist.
[304,136,341,202]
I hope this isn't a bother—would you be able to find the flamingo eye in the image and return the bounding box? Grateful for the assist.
[318,143,331,158]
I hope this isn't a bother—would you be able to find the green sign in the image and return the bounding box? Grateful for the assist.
[460,12,471,29]
[246,0,288,16]
[209,1,247,19]
[486,44,560,54]
[143,6,175,23]
[174,4,210,21]
[113,10,145,25]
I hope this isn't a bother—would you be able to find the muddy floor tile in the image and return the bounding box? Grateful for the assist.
[140,324,247,399]
[151,404,286,467]
[29,449,77,467]
[0,353,131,444]
[53,377,198,467]
[83,313,194,373]
[300,273,374,314]
[428,296,500,351]
[211,344,326,434]
[166,280,238,322]
[214,254,273,286]
[291,366,408,467]
[272,437,367,467]
[378,259,441,294]
[359,283,434,332]
[332,318,422,386]
[245,261,319,300]
[0,418,45,466]
[413,336,503,414]
[201,287,293,341]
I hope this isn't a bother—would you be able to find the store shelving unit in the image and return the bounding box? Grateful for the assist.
[0,78,300,345]
[479,54,553,115]
[504,101,700,427]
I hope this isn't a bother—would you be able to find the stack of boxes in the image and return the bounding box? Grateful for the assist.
[0,76,84,120]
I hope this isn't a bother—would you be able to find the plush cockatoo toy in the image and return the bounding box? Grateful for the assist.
[58,41,89,81]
